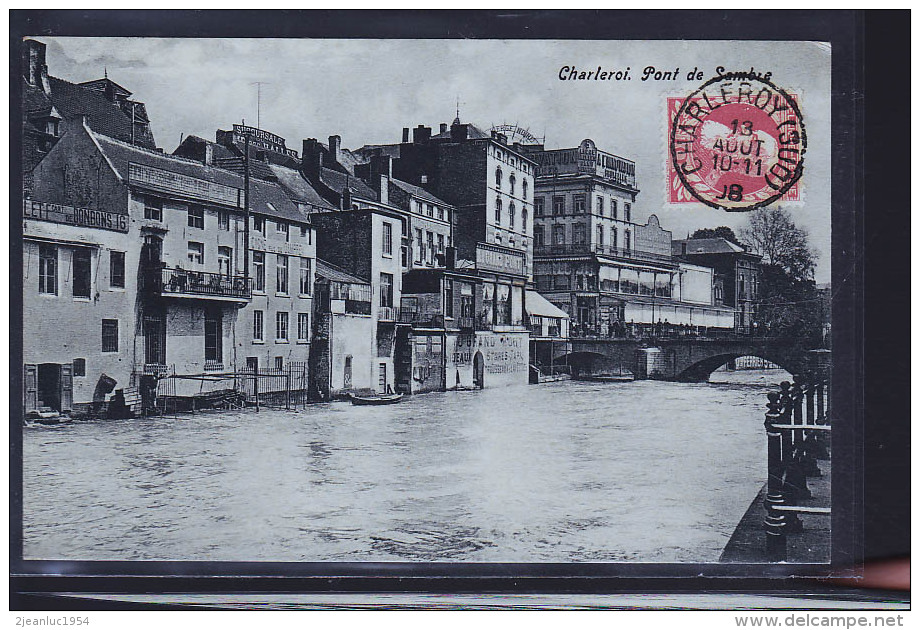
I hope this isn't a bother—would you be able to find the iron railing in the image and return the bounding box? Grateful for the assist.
[150,267,252,300]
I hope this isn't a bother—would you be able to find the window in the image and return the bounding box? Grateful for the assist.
[300,224,308,238]
[38,244,57,294]
[597,196,604,215]
[522,180,528,199]
[495,234,502,245]
[437,205,444,220]
[204,309,222,363]
[187,241,204,265]
[535,197,545,216]
[72,248,92,298]
[253,251,265,292]
[625,203,632,222]
[611,199,618,219]
[218,211,230,231]
[574,194,586,214]
[509,174,516,195]
[144,196,163,221]
[73,358,86,377]
[426,203,433,218]
[597,225,604,247]
[188,205,205,229]
[445,279,454,318]
[509,202,516,229]
[383,221,393,256]
[218,246,233,276]
[415,228,423,263]
[379,272,395,309]
[101,319,119,352]
[275,356,284,371]
[534,225,545,247]
[252,310,264,341]
[494,198,502,225]
[624,230,631,251]
[253,215,265,234]
[553,224,565,245]
[553,196,565,216]
[573,223,586,244]
[297,313,310,342]
[437,233,445,254]
[299,257,312,295]
[276,220,289,241]
[415,200,423,215]
[495,167,502,189]
[276,254,289,294]
[110,251,125,288]
[276,311,289,341]
[612,227,618,248]
[427,232,435,264]
[522,205,528,228]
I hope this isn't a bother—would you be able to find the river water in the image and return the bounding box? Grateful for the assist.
[22,370,788,563]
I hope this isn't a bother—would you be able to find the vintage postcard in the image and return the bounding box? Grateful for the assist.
[17,31,844,573]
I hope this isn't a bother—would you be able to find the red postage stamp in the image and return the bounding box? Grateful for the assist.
[667,73,804,210]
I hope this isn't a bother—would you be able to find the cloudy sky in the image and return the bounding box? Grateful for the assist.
[39,37,832,282]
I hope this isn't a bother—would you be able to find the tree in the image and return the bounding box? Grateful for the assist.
[739,207,816,283]
[739,207,824,346]
[690,226,742,246]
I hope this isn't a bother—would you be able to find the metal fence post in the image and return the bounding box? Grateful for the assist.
[764,392,788,561]
[779,381,807,530]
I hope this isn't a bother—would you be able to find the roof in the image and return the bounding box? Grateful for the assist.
[89,129,307,224]
[672,238,752,256]
[320,167,378,201]
[315,258,369,285]
[526,290,570,319]
[431,122,492,140]
[388,177,453,207]
[268,164,336,210]
[44,76,157,148]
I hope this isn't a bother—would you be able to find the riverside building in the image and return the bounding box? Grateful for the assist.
[26,121,316,411]
[524,139,736,336]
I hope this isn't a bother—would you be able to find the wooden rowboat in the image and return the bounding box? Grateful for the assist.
[349,393,404,406]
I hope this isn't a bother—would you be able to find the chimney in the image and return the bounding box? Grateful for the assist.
[204,143,214,166]
[402,127,410,143]
[440,123,448,134]
[413,125,431,144]
[302,138,323,179]
[369,154,392,205]
[22,39,50,93]
[328,135,341,165]
[451,122,469,142]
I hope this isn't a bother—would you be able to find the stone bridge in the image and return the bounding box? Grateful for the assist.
[553,337,827,382]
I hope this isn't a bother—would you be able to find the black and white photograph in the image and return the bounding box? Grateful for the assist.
[15,17,858,582]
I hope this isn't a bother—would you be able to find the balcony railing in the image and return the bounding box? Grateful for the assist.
[377,306,399,322]
[533,243,674,265]
[345,299,372,315]
[149,267,252,301]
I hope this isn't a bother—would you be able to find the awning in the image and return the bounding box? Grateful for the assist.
[526,290,569,319]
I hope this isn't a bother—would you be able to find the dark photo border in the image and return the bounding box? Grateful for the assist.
[9,9,903,609]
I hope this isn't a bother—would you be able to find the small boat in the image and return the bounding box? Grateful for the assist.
[349,393,404,406]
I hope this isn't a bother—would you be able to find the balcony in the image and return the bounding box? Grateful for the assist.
[146,267,252,302]
[377,306,399,322]
[398,310,444,328]
[534,243,674,265]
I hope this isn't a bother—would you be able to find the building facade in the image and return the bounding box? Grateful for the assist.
[28,121,316,409]
[672,237,762,332]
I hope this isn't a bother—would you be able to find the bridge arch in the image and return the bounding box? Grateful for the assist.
[676,352,799,383]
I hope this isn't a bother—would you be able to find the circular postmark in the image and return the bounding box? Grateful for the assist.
[669,72,806,211]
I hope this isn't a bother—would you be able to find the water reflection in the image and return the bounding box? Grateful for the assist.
[23,374,785,562]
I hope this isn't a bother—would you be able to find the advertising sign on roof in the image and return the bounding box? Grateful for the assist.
[232,124,299,158]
